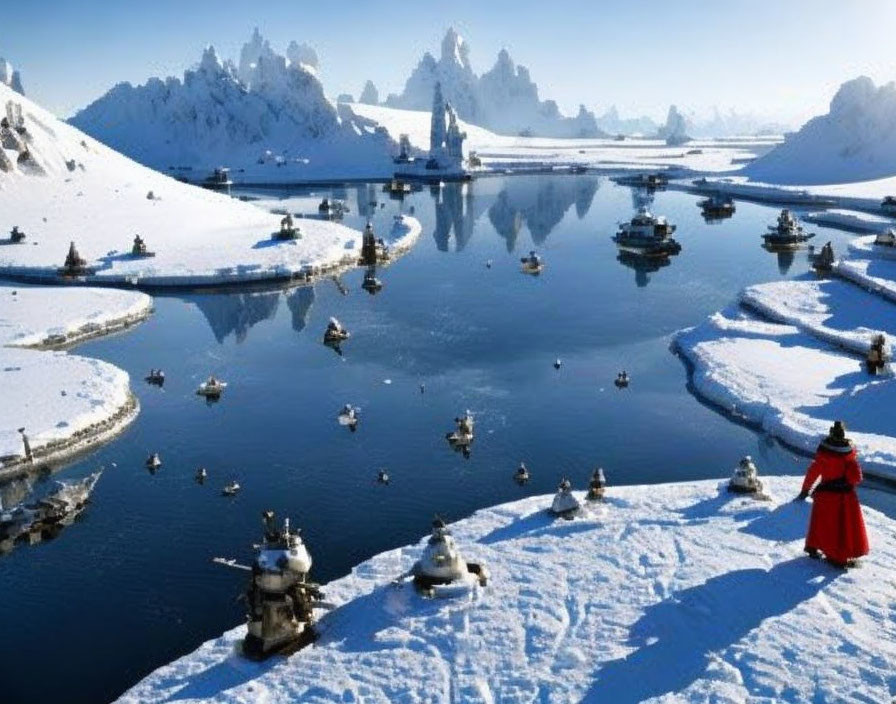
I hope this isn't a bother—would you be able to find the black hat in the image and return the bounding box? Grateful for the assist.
[822,420,852,451]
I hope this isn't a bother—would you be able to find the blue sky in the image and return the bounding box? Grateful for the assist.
[4,0,896,125]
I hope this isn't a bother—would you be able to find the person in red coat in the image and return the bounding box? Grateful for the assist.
[796,421,870,568]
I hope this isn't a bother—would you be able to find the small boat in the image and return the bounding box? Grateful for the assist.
[361,270,383,294]
[145,369,165,386]
[613,173,668,190]
[520,250,544,275]
[146,453,162,470]
[762,209,814,249]
[614,371,630,388]
[553,358,562,370]
[377,469,390,484]
[810,241,836,273]
[613,209,681,256]
[202,167,233,190]
[222,481,241,496]
[728,456,765,496]
[698,193,735,219]
[6,226,26,244]
[318,198,348,218]
[874,229,896,248]
[337,404,359,431]
[384,179,412,196]
[323,317,350,345]
[196,376,227,398]
[514,462,530,485]
[195,467,208,483]
[446,411,474,447]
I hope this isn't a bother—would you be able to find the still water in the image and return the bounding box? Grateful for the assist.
[1,175,891,703]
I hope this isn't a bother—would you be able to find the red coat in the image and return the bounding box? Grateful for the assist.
[801,445,870,563]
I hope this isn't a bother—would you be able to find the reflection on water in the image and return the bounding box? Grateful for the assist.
[0,175,875,704]
[190,286,315,343]
[616,251,674,288]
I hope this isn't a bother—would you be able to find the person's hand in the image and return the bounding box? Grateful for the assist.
[794,490,809,502]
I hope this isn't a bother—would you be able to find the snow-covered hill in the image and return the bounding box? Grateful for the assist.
[70,29,395,180]
[746,76,896,185]
[0,80,420,286]
[385,28,602,138]
[117,476,896,703]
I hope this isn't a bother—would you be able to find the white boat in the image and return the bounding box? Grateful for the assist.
[762,209,814,248]
[197,377,227,397]
[222,481,241,496]
[146,453,162,469]
[613,208,681,256]
[337,404,359,429]
[323,317,350,344]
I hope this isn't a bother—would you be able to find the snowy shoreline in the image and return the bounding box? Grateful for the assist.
[118,476,896,704]
[0,286,153,478]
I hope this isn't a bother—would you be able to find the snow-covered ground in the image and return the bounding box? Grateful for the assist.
[0,82,415,287]
[118,477,896,703]
[0,284,152,474]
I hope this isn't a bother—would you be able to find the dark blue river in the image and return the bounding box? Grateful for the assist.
[1,175,891,704]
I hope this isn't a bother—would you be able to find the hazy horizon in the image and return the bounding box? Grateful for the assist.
[5,0,896,128]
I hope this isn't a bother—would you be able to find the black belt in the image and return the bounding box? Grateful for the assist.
[813,479,853,494]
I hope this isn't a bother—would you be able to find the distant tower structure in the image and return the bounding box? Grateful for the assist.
[427,82,466,172]
[429,82,447,163]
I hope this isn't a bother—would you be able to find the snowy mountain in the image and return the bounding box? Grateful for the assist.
[655,105,692,145]
[386,29,602,138]
[359,80,379,105]
[594,106,657,136]
[746,76,896,185]
[70,29,395,180]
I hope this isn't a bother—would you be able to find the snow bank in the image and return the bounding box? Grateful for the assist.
[675,310,896,480]
[746,76,896,185]
[0,82,413,286]
[0,284,152,473]
[740,278,896,355]
[118,477,896,703]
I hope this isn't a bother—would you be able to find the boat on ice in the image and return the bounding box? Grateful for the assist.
[197,376,227,398]
[728,456,769,499]
[762,209,814,249]
[550,478,582,519]
[613,208,680,256]
[410,517,488,598]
